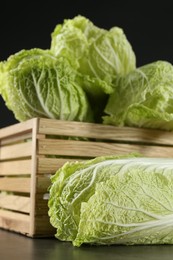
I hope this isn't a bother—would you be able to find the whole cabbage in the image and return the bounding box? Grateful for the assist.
[48,155,173,247]
[103,60,173,130]
[0,48,93,122]
[51,15,136,98]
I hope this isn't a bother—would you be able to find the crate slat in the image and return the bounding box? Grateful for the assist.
[1,132,32,146]
[0,142,32,160]
[38,118,173,145]
[0,194,30,213]
[37,157,79,174]
[0,177,30,193]
[0,209,30,234]
[0,118,36,139]
[38,139,173,158]
[0,159,31,175]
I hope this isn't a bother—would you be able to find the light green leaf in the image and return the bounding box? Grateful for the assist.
[50,15,136,121]
[103,60,173,130]
[48,154,140,242]
[0,48,93,122]
[73,158,173,246]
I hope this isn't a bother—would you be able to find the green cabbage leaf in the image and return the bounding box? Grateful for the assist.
[74,158,173,246]
[51,15,136,98]
[48,155,173,247]
[48,154,138,242]
[0,48,93,122]
[103,60,173,130]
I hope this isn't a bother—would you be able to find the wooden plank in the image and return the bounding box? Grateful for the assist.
[0,118,36,139]
[0,177,30,193]
[29,118,38,236]
[38,139,173,158]
[37,157,81,174]
[0,209,30,235]
[0,194,30,213]
[1,132,32,146]
[0,159,31,175]
[38,118,173,145]
[0,142,32,160]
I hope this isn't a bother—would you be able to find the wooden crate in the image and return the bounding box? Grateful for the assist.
[0,117,173,237]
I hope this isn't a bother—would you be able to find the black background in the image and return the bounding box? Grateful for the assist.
[1,1,173,128]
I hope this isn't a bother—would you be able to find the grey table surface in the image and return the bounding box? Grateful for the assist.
[1,228,173,260]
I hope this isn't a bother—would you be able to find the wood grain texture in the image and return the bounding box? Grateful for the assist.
[0,177,30,193]
[0,118,35,139]
[1,132,32,146]
[0,142,32,160]
[0,194,30,213]
[38,139,173,158]
[38,118,173,145]
[37,157,81,174]
[0,159,31,175]
[0,209,30,234]
[29,118,38,236]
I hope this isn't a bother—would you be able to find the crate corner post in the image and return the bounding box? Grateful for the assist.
[29,118,39,237]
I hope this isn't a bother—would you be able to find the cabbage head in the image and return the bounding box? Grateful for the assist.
[48,155,173,247]
[50,15,136,98]
[103,60,173,130]
[48,154,138,242]
[0,48,93,122]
